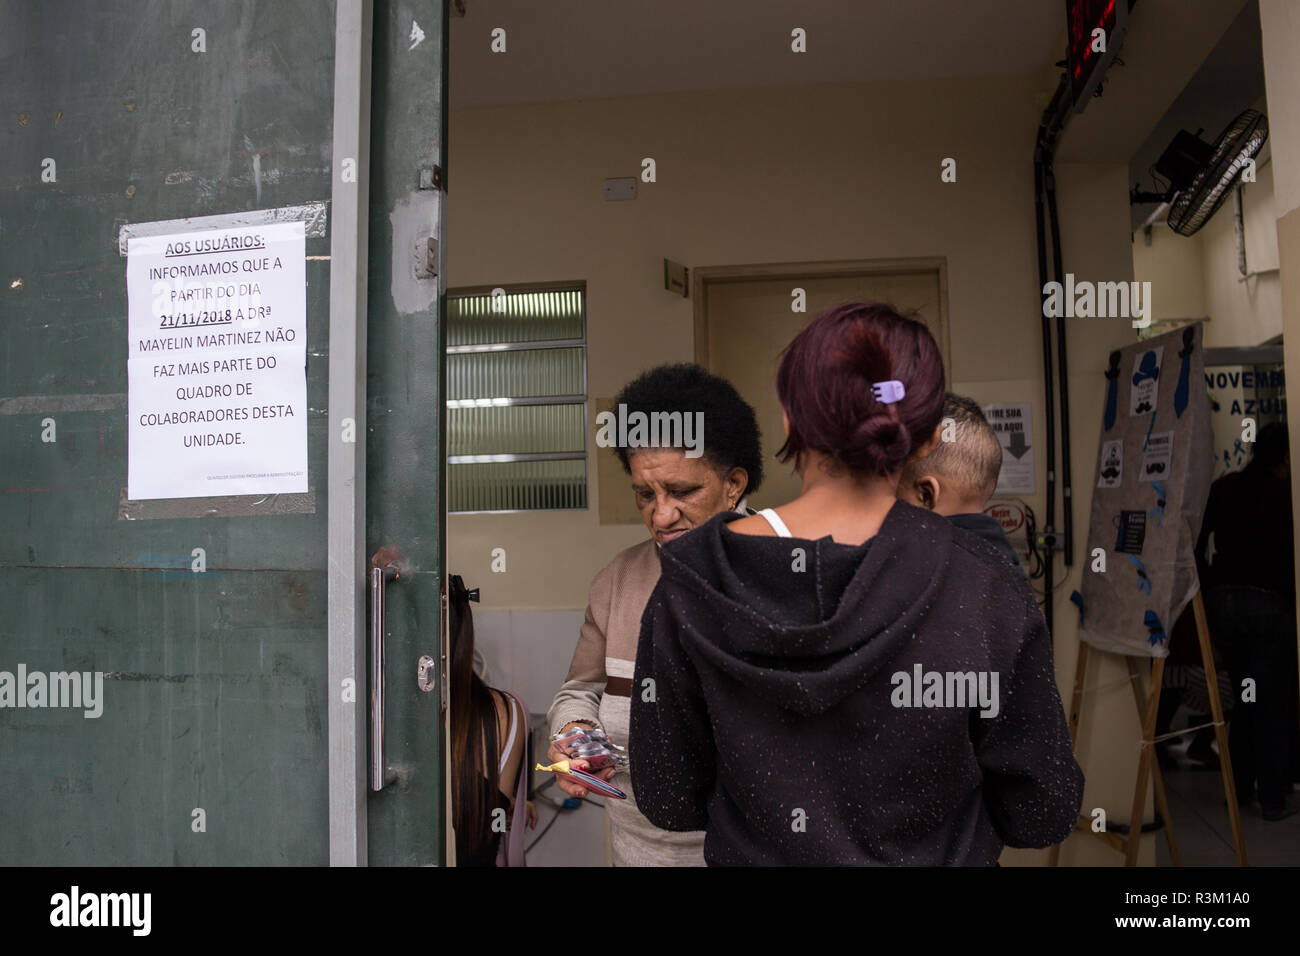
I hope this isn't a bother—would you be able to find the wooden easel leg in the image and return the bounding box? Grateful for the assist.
[1125,656,1165,866]
[1126,656,1180,866]
[1065,643,1090,748]
[1048,641,1090,867]
[1151,760,1180,866]
[1192,591,1248,866]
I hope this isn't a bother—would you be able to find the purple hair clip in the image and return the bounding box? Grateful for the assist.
[871,380,906,404]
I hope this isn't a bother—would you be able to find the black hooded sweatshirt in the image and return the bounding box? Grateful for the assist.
[628,500,1084,866]
[947,512,1024,576]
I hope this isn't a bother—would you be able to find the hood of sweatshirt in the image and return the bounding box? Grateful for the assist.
[654,499,1013,717]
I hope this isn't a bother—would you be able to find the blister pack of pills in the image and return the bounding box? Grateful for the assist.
[552,725,629,773]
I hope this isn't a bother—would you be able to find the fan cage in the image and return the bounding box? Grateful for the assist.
[1167,109,1268,237]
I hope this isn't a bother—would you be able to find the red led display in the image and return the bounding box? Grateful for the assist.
[1066,0,1128,112]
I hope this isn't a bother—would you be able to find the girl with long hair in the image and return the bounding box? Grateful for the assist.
[448,574,535,865]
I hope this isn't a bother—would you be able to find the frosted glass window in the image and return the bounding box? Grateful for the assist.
[449,459,587,513]
[446,284,587,513]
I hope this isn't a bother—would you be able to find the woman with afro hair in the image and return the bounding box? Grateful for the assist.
[546,363,764,866]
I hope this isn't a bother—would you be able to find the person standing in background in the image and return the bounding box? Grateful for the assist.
[448,574,537,865]
[1196,421,1299,821]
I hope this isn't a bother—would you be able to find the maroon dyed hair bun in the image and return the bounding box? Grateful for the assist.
[775,302,946,477]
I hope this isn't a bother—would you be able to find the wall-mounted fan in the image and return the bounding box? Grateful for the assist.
[1130,108,1268,237]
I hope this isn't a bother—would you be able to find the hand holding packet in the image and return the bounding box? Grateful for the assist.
[536,759,627,800]
[551,725,629,773]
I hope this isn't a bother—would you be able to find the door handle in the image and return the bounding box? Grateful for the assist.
[369,561,399,791]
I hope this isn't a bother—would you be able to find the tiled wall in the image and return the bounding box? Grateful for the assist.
[472,608,586,723]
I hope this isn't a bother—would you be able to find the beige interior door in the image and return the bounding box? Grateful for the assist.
[703,269,945,509]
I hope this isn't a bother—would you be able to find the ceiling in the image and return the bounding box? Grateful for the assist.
[448,0,1066,111]
[446,0,1270,215]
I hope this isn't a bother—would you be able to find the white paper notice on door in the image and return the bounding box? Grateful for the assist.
[126,220,307,500]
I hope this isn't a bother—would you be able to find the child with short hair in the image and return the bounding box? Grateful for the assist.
[897,393,1023,573]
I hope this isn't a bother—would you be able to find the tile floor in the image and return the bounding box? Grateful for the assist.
[1155,739,1300,866]
[522,716,610,866]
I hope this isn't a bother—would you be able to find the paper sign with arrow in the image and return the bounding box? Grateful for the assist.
[983,403,1035,495]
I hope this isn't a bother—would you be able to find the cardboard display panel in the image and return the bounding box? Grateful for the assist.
[1077,324,1214,658]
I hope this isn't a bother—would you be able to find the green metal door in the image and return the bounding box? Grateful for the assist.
[0,0,447,866]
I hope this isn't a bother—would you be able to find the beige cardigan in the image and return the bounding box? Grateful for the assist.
[547,538,707,867]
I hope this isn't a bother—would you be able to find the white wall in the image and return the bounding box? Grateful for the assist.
[1132,226,1206,324]
[1259,0,1300,686]
[1260,2,1300,218]
[447,75,1104,610]
[1199,155,1283,346]
[1045,162,1160,867]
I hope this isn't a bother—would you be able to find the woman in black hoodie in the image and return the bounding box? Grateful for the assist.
[628,302,1084,866]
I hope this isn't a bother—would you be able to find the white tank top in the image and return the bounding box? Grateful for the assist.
[757,508,793,538]
[498,692,521,776]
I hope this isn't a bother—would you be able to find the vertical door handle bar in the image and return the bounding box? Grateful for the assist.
[370,564,398,791]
